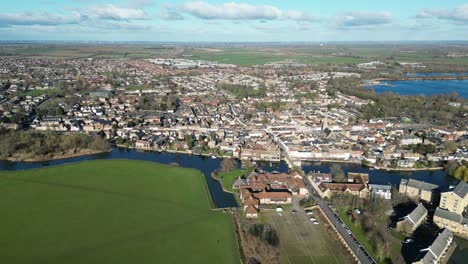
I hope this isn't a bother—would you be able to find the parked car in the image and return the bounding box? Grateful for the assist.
[403,238,414,244]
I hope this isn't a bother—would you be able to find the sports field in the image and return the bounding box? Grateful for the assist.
[0,160,240,264]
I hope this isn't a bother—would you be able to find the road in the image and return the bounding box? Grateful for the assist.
[304,176,376,264]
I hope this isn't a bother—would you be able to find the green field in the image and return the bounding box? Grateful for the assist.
[189,46,468,66]
[0,160,240,264]
[216,169,246,192]
[0,44,175,59]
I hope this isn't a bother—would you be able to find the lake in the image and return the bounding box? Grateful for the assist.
[368,79,468,98]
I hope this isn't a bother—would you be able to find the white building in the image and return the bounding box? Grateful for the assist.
[369,184,392,200]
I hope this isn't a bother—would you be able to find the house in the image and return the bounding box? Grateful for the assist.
[232,177,248,189]
[401,135,423,145]
[396,203,428,234]
[413,229,453,264]
[440,181,468,215]
[433,208,468,239]
[369,184,392,200]
[399,179,438,203]
[135,140,151,149]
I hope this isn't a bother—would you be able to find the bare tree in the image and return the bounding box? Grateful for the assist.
[331,164,346,182]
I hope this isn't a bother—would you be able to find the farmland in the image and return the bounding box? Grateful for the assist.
[188,45,468,66]
[0,160,240,264]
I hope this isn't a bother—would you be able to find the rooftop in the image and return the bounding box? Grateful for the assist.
[400,178,438,192]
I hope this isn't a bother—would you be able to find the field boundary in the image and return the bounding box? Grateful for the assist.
[200,171,216,209]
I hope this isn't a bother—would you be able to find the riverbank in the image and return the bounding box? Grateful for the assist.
[369,165,444,172]
[366,76,468,84]
[3,148,111,162]
[0,159,241,264]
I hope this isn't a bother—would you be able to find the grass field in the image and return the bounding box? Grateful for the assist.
[216,169,246,192]
[264,208,350,264]
[189,46,468,66]
[0,44,175,59]
[0,160,240,264]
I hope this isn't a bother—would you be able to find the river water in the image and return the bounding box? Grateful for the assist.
[1,147,465,260]
[0,147,458,206]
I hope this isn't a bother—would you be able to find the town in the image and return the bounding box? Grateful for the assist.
[0,50,467,264]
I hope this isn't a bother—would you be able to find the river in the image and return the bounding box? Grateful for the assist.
[1,147,465,260]
[0,147,458,206]
[368,79,468,98]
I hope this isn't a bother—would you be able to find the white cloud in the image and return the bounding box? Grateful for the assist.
[334,11,392,27]
[178,1,318,21]
[89,4,148,20]
[0,11,82,27]
[160,10,184,20]
[284,10,319,22]
[416,4,468,23]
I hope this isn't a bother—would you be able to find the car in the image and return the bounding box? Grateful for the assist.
[313,221,319,225]
[310,217,317,221]
[346,229,352,235]
[403,238,414,244]
[306,210,313,215]
[341,223,346,228]
[291,209,297,214]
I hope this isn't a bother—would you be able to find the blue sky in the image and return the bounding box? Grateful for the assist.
[0,0,467,41]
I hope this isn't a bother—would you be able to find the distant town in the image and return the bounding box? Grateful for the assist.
[0,44,467,264]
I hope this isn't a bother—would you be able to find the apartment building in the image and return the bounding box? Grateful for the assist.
[440,181,468,215]
[399,179,438,203]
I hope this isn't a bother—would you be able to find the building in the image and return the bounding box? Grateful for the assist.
[433,208,468,239]
[309,172,370,199]
[232,177,248,189]
[401,135,423,145]
[396,203,428,234]
[413,229,453,264]
[369,184,392,200]
[399,179,438,203]
[440,181,468,215]
[239,171,307,217]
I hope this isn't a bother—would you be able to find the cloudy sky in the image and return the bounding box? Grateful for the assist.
[1,0,468,41]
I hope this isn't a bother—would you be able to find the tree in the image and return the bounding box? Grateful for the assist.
[184,134,195,148]
[219,158,236,173]
[446,161,459,176]
[331,164,346,182]
[454,166,467,180]
[444,141,458,153]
